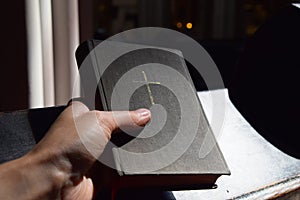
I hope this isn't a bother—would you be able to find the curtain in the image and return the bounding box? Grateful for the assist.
[25,0,80,108]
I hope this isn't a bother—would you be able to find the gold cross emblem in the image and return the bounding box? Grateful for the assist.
[133,71,160,105]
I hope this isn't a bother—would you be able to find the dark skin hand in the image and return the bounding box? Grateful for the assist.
[0,101,151,199]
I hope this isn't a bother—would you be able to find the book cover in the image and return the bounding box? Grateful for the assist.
[76,40,230,190]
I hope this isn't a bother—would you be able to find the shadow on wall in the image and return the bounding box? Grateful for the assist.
[230,5,300,158]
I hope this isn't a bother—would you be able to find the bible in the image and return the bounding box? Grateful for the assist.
[75,40,230,190]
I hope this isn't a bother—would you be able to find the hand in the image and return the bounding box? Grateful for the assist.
[0,101,151,200]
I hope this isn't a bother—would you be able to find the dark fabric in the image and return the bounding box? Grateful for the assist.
[0,106,66,164]
[28,106,66,142]
[0,110,35,163]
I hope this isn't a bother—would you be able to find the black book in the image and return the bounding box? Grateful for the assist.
[76,40,230,190]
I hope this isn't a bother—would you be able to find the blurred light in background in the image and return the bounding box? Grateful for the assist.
[186,22,193,29]
[176,22,183,29]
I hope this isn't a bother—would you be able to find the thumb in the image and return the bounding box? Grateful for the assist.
[73,109,151,161]
[59,101,90,120]
[98,108,151,134]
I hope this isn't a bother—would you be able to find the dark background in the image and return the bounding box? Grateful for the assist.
[0,0,298,111]
[0,1,28,111]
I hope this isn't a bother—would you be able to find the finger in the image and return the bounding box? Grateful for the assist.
[70,101,90,118]
[97,108,151,133]
[74,111,111,159]
[62,101,90,119]
[62,176,94,200]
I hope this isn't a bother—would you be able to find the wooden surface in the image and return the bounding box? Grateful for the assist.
[173,89,300,199]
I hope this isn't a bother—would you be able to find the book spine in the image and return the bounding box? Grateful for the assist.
[90,40,109,111]
[75,40,108,110]
[112,148,124,176]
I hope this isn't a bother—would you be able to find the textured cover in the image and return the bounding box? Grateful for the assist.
[76,40,229,189]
